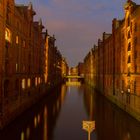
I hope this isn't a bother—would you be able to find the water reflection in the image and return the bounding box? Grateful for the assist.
[21,131,24,140]
[43,106,47,140]
[0,85,139,140]
[26,127,30,139]
[84,86,140,140]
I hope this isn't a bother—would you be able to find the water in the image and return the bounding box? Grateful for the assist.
[0,84,140,140]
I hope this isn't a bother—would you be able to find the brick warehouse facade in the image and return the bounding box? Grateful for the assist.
[0,0,66,128]
[84,0,140,121]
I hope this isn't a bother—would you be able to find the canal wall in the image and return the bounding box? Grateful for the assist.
[105,91,140,122]
[83,0,140,123]
[85,81,140,122]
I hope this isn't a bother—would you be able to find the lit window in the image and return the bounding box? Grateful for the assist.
[38,77,41,84]
[5,28,11,42]
[27,78,31,87]
[22,79,26,89]
[16,35,19,44]
[16,63,18,72]
[44,74,47,83]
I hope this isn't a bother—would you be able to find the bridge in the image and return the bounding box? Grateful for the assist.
[64,75,84,79]
[63,75,85,84]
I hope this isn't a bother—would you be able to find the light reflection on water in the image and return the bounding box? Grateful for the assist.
[0,84,140,140]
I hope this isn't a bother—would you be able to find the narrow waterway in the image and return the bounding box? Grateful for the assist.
[0,84,140,140]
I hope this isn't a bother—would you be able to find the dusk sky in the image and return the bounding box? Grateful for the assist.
[15,0,139,67]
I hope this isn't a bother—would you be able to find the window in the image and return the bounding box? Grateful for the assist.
[22,79,26,89]
[127,31,130,39]
[128,43,131,51]
[16,35,19,44]
[27,78,31,87]
[16,63,18,72]
[5,28,11,42]
[128,56,131,63]
[44,74,47,83]
[38,77,41,84]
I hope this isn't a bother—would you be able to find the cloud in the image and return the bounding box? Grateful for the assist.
[15,0,140,66]
[29,0,115,66]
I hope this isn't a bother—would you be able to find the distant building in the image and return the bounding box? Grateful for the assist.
[77,62,84,77]
[70,67,78,76]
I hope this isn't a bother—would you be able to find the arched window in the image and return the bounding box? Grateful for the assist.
[128,43,131,51]
[5,28,11,42]
[127,31,130,39]
[128,55,131,63]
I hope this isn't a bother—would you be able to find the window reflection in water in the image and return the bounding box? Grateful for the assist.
[44,106,48,140]
[20,131,24,140]
[34,116,37,128]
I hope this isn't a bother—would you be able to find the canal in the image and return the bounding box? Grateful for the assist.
[0,84,140,140]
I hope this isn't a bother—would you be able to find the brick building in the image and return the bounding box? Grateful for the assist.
[0,0,45,128]
[84,0,140,121]
[0,0,65,128]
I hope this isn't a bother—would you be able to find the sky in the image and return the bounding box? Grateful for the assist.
[15,0,139,67]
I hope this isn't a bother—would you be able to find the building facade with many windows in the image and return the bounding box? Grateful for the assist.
[0,0,65,128]
[84,0,140,121]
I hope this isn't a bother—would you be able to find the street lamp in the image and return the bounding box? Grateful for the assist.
[82,121,95,140]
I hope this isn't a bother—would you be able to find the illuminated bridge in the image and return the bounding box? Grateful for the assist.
[64,75,84,79]
[63,75,85,84]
